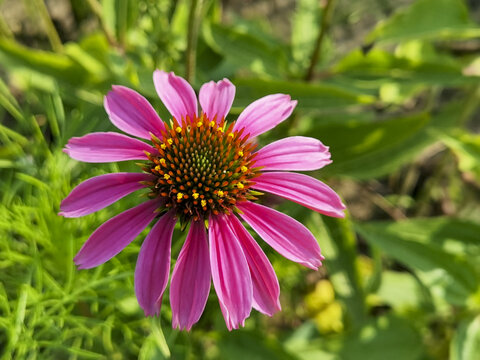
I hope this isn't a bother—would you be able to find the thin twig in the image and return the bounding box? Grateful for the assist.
[304,0,336,81]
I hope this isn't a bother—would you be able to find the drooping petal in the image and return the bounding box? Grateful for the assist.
[209,214,252,330]
[227,215,281,316]
[232,94,297,138]
[237,201,324,270]
[252,172,346,218]
[64,132,154,163]
[135,211,176,316]
[170,220,210,330]
[104,85,165,139]
[60,173,155,218]
[199,79,235,123]
[74,199,160,269]
[153,70,197,122]
[254,136,331,171]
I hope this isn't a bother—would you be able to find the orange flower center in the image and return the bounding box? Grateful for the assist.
[145,115,260,224]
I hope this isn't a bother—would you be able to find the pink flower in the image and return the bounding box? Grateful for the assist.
[60,71,346,331]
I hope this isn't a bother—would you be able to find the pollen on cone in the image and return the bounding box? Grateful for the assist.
[146,115,259,222]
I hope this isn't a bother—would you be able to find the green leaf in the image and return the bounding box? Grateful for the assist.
[438,130,480,183]
[0,39,89,84]
[170,0,190,48]
[335,47,477,86]
[356,218,480,305]
[218,330,296,360]
[319,112,431,179]
[375,271,427,310]
[138,320,170,360]
[64,43,109,82]
[65,347,105,359]
[102,0,117,41]
[283,322,343,359]
[0,76,26,125]
[0,160,15,168]
[202,22,288,77]
[339,315,424,360]
[233,78,374,112]
[366,0,480,44]
[359,217,480,257]
[451,315,480,360]
[285,315,424,360]
[315,101,464,179]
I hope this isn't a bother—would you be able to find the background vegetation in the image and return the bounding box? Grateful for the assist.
[1,0,480,358]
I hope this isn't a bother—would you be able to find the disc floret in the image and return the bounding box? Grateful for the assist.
[145,115,260,222]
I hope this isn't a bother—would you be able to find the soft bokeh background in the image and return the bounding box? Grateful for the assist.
[1,0,480,358]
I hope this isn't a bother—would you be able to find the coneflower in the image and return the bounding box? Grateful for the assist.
[60,71,346,330]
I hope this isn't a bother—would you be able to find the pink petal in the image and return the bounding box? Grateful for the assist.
[74,199,160,269]
[170,220,210,330]
[209,214,252,330]
[135,211,176,316]
[227,215,281,316]
[104,85,165,139]
[254,136,332,171]
[237,201,324,270]
[153,70,197,122]
[199,79,235,123]
[232,94,297,138]
[252,172,346,218]
[60,173,154,218]
[64,132,154,163]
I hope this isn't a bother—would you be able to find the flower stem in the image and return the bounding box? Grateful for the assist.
[30,0,63,52]
[185,0,203,84]
[304,0,336,81]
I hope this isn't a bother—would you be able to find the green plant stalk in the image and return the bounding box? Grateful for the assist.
[458,84,480,126]
[322,215,367,329]
[85,0,117,46]
[0,123,29,145]
[30,0,63,52]
[0,92,25,125]
[0,12,13,39]
[304,0,336,81]
[185,0,203,84]
[45,95,60,140]
[29,114,52,159]
[117,0,128,47]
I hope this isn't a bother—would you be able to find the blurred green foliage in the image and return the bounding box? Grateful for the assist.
[1,0,480,358]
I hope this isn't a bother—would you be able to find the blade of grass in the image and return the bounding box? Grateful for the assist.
[28,0,63,52]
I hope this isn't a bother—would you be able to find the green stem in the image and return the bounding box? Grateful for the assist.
[117,0,128,47]
[458,84,480,126]
[304,0,336,81]
[30,0,63,52]
[0,12,13,39]
[322,215,367,329]
[85,0,118,46]
[185,0,203,84]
